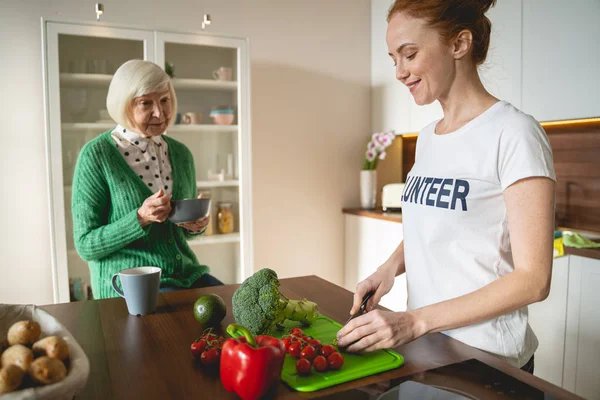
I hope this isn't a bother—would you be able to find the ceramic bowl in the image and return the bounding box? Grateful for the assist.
[168,198,211,224]
[210,113,235,125]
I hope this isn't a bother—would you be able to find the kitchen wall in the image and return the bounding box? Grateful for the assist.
[0,0,371,304]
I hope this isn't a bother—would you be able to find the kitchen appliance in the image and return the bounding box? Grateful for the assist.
[382,183,405,212]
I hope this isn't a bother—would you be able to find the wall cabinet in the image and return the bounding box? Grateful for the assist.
[43,21,252,302]
[528,255,600,400]
[371,0,600,136]
[344,214,407,312]
[522,0,600,122]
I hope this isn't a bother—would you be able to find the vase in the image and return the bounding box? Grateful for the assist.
[360,170,377,209]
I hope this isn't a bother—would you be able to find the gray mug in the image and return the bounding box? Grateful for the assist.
[111,267,162,315]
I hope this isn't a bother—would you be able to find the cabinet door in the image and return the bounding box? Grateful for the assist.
[155,32,252,284]
[528,256,569,387]
[563,255,600,399]
[45,22,155,303]
[480,0,522,109]
[371,0,412,134]
[344,214,407,312]
[522,0,600,121]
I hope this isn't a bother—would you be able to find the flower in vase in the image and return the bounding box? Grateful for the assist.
[363,131,395,170]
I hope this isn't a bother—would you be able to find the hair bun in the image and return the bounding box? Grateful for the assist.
[478,0,497,15]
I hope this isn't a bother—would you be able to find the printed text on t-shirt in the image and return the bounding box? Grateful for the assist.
[402,175,470,211]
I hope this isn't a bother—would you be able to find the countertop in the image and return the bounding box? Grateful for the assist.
[41,276,581,399]
[343,208,600,261]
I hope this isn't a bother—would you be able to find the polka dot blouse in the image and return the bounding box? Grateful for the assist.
[111,125,173,195]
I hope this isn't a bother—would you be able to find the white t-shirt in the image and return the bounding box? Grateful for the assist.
[401,101,556,368]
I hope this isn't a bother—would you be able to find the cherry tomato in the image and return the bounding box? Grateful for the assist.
[201,347,220,366]
[320,344,336,358]
[308,339,322,353]
[327,352,344,370]
[282,338,291,351]
[191,339,207,357]
[296,358,312,376]
[312,355,328,372]
[291,328,304,335]
[300,345,317,361]
[289,342,302,358]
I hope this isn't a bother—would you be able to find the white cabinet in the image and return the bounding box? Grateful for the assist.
[528,256,570,387]
[563,255,600,400]
[370,0,411,134]
[522,0,600,121]
[43,21,252,302]
[529,255,600,400]
[480,0,523,109]
[344,214,407,312]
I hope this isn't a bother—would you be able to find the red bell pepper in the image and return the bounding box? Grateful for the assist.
[220,324,286,400]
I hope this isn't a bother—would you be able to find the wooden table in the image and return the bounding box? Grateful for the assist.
[41,276,581,399]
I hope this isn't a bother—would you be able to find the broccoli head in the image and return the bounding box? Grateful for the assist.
[232,268,319,335]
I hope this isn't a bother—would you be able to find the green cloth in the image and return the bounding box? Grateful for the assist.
[562,232,600,249]
[72,130,209,299]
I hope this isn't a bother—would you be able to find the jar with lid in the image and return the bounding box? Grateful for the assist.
[217,202,235,234]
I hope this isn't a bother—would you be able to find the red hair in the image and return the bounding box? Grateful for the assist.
[387,0,497,66]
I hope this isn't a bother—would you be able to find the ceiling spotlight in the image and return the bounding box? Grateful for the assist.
[202,14,211,30]
[95,3,104,21]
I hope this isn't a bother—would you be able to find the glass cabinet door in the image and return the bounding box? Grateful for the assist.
[45,22,155,302]
[155,32,252,286]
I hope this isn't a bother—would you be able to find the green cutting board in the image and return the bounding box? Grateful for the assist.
[269,315,404,392]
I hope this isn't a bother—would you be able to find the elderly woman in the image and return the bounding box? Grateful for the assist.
[72,60,223,299]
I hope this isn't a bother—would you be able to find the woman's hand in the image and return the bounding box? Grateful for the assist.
[335,310,423,352]
[177,194,210,233]
[177,216,209,233]
[137,189,172,227]
[350,262,396,315]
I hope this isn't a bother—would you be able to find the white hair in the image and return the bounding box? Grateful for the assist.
[106,60,177,130]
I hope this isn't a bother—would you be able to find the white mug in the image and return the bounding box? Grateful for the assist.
[212,67,232,81]
[182,112,202,125]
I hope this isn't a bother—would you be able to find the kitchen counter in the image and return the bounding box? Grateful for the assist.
[343,208,402,223]
[41,276,581,399]
[344,209,600,261]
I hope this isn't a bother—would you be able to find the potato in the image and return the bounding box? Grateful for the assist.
[33,336,70,361]
[1,345,34,372]
[0,364,25,394]
[7,320,41,346]
[28,356,67,385]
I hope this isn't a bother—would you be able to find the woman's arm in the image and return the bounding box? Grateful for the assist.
[72,143,150,261]
[338,176,555,352]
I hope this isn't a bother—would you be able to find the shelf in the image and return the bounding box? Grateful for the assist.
[59,74,238,91]
[188,233,240,246]
[196,180,239,188]
[61,123,237,134]
[169,125,238,133]
[64,180,239,192]
[171,78,237,91]
[60,73,112,87]
[62,123,115,131]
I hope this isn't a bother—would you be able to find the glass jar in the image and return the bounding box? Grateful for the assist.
[217,202,234,234]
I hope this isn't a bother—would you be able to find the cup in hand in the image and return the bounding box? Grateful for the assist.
[212,67,233,81]
[111,266,162,315]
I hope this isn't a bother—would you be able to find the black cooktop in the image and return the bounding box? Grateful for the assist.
[320,359,559,400]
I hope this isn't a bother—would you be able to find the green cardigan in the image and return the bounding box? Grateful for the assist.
[72,130,209,299]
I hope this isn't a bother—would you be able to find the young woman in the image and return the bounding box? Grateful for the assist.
[336,0,556,373]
